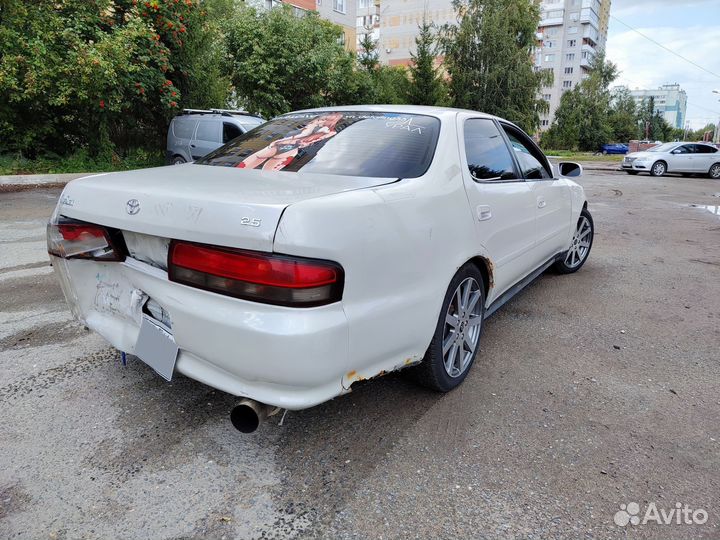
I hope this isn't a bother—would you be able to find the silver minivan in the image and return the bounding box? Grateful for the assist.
[166,109,265,164]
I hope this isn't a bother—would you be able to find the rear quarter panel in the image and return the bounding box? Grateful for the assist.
[273,116,488,383]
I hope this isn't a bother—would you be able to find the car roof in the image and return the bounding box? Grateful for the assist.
[288,104,527,132]
[292,104,496,120]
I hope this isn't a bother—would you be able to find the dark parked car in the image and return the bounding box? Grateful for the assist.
[599,143,629,155]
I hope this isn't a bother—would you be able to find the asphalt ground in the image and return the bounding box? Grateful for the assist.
[1,170,719,539]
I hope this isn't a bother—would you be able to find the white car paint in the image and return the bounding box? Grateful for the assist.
[48,105,587,410]
[622,142,720,176]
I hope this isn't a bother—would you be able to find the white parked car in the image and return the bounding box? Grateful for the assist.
[47,106,593,432]
[622,142,720,178]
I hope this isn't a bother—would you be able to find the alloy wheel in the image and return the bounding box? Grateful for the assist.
[652,162,666,176]
[565,216,592,269]
[710,164,720,179]
[442,277,483,378]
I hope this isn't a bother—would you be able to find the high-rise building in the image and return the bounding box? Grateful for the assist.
[377,0,456,66]
[356,0,381,48]
[371,0,611,130]
[623,83,688,130]
[535,0,611,130]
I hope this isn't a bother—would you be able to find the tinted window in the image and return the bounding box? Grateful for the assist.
[196,121,220,142]
[223,122,243,143]
[463,119,517,181]
[198,112,440,178]
[675,145,694,154]
[503,129,551,179]
[648,143,678,153]
[238,117,265,132]
[172,118,197,139]
[694,144,718,154]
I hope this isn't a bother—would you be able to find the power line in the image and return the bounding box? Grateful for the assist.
[610,15,720,81]
[687,101,720,116]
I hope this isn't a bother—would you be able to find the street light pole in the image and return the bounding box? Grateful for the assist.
[712,91,720,143]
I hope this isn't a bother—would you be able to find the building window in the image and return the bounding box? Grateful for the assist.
[337,31,346,45]
[543,94,552,101]
[333,0,346,13]
[544,40,555,48]
[358,0,371,7]
[568,39,577,47]
[570,12,579,21]
[563,80,573,89]
[568,26,578,34]
[564,67,573,74]
[544,54,555,62]
[566,53,575,61]
[541,120,550,127]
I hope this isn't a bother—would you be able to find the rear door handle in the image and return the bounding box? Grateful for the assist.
[477,205,492,221]
[537,197,546,209]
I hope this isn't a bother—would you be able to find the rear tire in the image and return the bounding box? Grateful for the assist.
[172,155,187,165]
[409,264,485,392]
[650,161,666,177]
[709,163,720,179]
[554,208,594,274]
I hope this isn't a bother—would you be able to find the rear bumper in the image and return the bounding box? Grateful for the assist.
[52,256,350,410]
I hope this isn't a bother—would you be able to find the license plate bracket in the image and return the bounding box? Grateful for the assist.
[133,315,178,381]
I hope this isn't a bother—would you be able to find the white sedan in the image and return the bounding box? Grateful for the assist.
[622,142,720,178]
[47,106,593,432]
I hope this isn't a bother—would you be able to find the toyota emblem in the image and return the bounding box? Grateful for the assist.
[126,199,140,215]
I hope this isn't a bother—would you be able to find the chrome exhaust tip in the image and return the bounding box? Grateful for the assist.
[230,399,279,433]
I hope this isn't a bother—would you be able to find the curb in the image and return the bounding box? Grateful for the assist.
[0,173,90,193]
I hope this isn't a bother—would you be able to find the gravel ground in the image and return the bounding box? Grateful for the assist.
[1,172,719,539]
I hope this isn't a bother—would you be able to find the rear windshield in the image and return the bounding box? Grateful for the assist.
[197,111,440,178]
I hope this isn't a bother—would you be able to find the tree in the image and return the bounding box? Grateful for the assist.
[357,32,380,73]
[608,87,639,143]
[440,0,551,132]
[407,18,448,106]
[224,6,367,118]
[541,54,618,151]
[0,0,229,157]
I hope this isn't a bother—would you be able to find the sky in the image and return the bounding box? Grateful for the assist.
[606,0,720,129]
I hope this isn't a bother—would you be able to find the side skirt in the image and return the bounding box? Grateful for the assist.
[484,252,566,320]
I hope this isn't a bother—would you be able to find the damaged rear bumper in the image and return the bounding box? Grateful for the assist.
[51,255,350,410]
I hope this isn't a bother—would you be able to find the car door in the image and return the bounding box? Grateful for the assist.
[692,144,719,173]
[457,115,538,298]
[500,123,572,265]
[190,120,222,160]
[666,144,695,173]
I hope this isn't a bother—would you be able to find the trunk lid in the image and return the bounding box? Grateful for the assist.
[58,164,395,258]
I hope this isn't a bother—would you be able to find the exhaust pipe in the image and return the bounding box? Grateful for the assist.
[230,399,279,433]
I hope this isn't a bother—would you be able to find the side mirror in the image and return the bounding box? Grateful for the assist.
[558,161,583,178]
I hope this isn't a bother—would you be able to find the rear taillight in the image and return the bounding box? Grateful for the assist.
[168,240,344,307]
[47,217,125,261]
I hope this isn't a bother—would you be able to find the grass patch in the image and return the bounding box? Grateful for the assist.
[0,148,165,175]
[542,150,624,163]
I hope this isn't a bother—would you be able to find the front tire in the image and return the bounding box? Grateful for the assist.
[554,208,594,274]
[651,161,667,177]
[410,264,485,392]
[172,155,187,165]
[709,163,720,179]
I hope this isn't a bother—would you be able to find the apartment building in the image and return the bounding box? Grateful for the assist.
[356,0,381,48]
[376,0,456,66]
[536,0,612,130]
[625,83,688,129]
[256,0,357,51]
